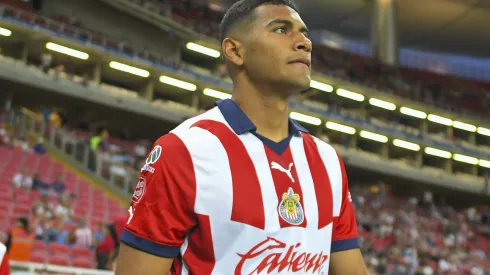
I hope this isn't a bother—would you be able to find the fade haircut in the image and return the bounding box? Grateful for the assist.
[219,0,299,44]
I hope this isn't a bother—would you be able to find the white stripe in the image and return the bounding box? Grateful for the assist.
[180,237,190,275]
[239,133,281,233]
[0,242,6,264]
[178,125,233,266]
[314,138,343,217]
[290,135,319,228]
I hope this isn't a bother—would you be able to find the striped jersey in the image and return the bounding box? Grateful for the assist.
[121,99,360,275]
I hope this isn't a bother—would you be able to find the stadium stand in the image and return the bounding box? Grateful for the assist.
[122,0,490,119]
[0,0,489,274]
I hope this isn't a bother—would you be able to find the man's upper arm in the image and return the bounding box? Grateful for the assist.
[329,154,368,274]
[117,133,197,273]
[329,248,369,275]
[331,153,360,253]
[116,243,174,275]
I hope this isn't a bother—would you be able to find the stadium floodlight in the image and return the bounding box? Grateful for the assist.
[393,139,420,151]
[203,88,231,100]
[0,27,12,37]
[452,121,477,132]
[424,147,452,159]
[159,76,197,91]
[369,98,396,111]
[326,121,356,135]
[290,112,321,126]
[427,114,453,126]
[336,89,365,102]
[477,127,490,137]
[479,159,490,168]
[399,107,427,119]
[310,80,333,92]
[46,42,89,60]
[186,42,221,58]
[109,61,150,78]
[359,130,388,143]
[453,154,478,165]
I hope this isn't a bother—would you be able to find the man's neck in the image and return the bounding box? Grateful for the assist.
[232,80,292,143]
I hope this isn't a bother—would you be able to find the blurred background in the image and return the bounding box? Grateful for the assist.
[0,0,489,274]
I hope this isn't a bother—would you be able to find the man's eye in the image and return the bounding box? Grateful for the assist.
[274,27,287,34]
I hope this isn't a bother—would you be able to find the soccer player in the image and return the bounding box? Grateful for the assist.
[116,0,369,274]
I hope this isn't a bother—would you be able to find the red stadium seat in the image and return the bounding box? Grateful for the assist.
[48,243,70,255]
[72,257,93,268]
[32,240,47,251]
[29,252,46,263]
[48,255,71,266]
[71,246,91,258]
[0,202,10,213]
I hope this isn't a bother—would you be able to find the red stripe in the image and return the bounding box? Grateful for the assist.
[183,214,215,274]
[264,146,307,228]
[303,134,334,229]
[171,255,183,275]
[191,120,265,230]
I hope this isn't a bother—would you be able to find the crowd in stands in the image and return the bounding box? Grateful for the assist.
[353,183,490,275]
[0,142,127,271]
[2,0,490,120]
[126,0,490,119]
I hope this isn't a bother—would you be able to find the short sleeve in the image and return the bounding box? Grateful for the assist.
[121,133,197,258]
[331,153,360,253]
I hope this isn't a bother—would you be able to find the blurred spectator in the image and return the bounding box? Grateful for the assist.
[53,64,65,80]
[32,137,46,155]
[51,173,66,195]
[133,141,147,159]
[49,110,62,128]
[31,194,54,220]
[90,129,109,152]
[13,136,31,153]
[96,215,126,270]
[93,222,107,247]
[33,216,52,241]
[74,218,92,248]
[0,125,10,146]
[5,217,34,262]
[40,51,52,73]
[47,219,70,244]
[11,168,32,191]
[31,172,48,193]
[95,227,114,270]
[55,196,74,223]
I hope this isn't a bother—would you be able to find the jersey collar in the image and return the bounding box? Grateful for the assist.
[216,99,309,136]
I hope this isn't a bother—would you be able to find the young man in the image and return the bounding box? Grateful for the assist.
[116,0,369,274]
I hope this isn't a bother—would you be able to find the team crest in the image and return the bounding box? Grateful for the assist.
[131,176,146,204]
[278,187,305,225]
[141,145,162,173]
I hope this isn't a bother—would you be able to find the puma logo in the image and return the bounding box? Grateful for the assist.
[271,162,295,183]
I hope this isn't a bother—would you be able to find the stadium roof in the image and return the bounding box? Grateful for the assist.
[214,0,490,58]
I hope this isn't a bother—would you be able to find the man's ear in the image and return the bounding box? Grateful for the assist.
[222,38,244,67]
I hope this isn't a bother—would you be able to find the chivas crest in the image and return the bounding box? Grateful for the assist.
[278,187,304,225]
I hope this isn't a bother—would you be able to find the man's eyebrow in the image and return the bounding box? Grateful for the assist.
[265,18,309,34]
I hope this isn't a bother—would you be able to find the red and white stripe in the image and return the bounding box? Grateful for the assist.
[166,107,346,274]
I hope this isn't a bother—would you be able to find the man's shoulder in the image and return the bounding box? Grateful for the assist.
[303,133,339,157]
[153,106,228,150]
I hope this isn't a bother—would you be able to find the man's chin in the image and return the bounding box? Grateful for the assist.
[294,78,312,93]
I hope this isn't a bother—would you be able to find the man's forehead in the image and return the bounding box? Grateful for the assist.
[254,4,305,26]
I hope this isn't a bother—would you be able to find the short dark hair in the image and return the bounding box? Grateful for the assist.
[219,0,299,43]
